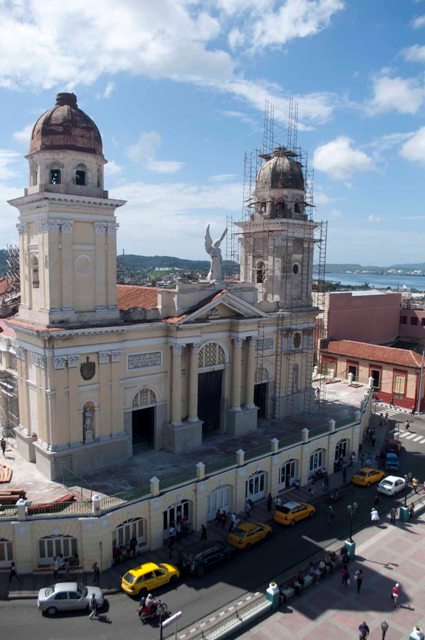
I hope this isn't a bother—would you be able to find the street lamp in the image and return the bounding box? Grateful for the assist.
[404,474,409,507]
[347,502,358,543]
[381,620,389,640]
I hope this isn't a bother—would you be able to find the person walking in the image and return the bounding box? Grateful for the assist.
[358,621,370,640]
[390,505,398,525]
[200,524,207,540]
[354,568,363,594]
[405,420,410,432]
[88,593,98,620]
[244,500,252,520]
[53,555,61,579]
[409,502,415,520]
[412,477,419,494]
[371,507,380,525]
[341,565,350,591]
[9,561,20,584]
[266,492,273,511]
[327,505,336,525]
[92,561,100,584]
[0,437,6,457]
[392,582,400,608]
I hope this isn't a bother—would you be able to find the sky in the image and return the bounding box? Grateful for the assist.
[1,0,425,266]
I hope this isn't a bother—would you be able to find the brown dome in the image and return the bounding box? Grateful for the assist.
[256,146,304,191]
[29,93,103,156]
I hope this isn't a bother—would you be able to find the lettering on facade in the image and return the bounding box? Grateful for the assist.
[256,337,274,352]
[128,352,161,370]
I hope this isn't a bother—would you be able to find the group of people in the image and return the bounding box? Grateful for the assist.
[112,537,138,564]
[285,547,351,598]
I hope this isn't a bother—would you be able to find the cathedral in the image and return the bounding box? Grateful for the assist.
[7,93,319,481]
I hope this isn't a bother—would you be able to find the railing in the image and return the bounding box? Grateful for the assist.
[0,506,17,519]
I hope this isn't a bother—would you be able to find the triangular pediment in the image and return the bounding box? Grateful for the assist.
[177,291,268,325]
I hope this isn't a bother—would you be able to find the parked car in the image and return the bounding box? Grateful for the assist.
[384,452,400,472]
[273,501,316,526]
[377,475,406,496]
[381,439,402,456]
[227,522,272,550]
[37,582,104,616]
[351,467,385,487]
[178,540,234,577]
[121,561,180,597]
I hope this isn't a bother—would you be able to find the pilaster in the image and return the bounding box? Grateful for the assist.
[171,344,183,424]
[231,336,243,411]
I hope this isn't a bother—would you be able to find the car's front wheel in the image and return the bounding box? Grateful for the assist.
[170,575,178,585]
[46,606,57,617]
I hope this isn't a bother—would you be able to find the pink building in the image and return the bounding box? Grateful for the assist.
[326,291,401,344]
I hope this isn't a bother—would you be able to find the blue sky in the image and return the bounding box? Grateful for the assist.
[1,0,425,266]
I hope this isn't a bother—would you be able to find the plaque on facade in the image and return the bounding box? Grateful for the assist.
[256,337,274,351]
[80,356,96,380]
[128,352,161,370]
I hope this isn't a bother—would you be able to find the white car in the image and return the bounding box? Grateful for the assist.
[377,475,406,496]
[38,582,104,616]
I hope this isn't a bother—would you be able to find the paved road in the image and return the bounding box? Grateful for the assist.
[2,411,425,640]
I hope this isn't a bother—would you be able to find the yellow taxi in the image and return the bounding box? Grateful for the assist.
[351,467,385,487]
[121,561,180,597]
[227,521,272,549]
[273,501,316,526]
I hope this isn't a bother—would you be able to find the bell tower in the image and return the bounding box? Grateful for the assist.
[8,93,125,326]
[237,146,316,310]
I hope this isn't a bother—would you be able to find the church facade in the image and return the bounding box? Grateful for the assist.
[8,93,318,481]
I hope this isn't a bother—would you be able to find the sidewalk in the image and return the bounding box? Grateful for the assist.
[236,512,425,640]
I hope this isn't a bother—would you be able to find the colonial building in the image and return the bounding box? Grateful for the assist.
[7,93,319,480]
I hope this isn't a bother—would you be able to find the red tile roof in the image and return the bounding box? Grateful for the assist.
[324,339,422,369]
[116,285,158,311]
[0,319,16,338]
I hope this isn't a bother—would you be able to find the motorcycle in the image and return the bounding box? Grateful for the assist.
[137,597,169,624]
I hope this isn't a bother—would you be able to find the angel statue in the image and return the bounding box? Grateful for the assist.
[204,224,227,282]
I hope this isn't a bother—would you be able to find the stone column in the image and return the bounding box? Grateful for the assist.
[95,223,107,310]
[231,337,243,411]
[106,222,118,308]
[245,336,256,408]
[171,345,183,424]
[188,344,200,422]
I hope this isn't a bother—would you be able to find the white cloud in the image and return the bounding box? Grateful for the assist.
[400,127,425,164]
[12,124,33,144]
[412,15,425,28]
[99,81,115,99]
[313,136,373,180]
[109,178,242,257]
[104,160,122,176]
[367,74,425,115]
[126,131,184,174]
[403,44,425,63]
[0,0,342,129]
[227,0,344,52]
[0,150,21,180]
[367,215,382,223]
[209,174,237,183]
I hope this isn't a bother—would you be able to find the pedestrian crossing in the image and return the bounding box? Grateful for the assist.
[397,431,425,444]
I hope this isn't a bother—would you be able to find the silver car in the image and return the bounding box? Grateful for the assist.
[37,582,104,616]
[377,475,406,496]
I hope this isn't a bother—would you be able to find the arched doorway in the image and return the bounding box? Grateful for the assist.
[113,517,146,555]
[132,388,156,449]
[163,499,192,534]
[309,448,326,477]
[245,471,267,502]
[198,343,226,435]
[207,485,232,521]
[38,534,78,566]
[279,459,298,489]
[254,367,269,419]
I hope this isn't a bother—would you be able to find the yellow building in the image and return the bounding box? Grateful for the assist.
[6,93,317,481]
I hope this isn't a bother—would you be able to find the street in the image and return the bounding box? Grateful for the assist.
[1,411,424,640]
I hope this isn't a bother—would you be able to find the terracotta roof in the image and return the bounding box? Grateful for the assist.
[0,319,16,338]
[323,339,422,369]
[7,317,62,333]
[116,285,158,310]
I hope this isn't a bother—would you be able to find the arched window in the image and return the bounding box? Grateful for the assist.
[132,388,156,408]
[294,202,301,213]
[293,332,302,349]
[75,164,86,186]
[49,168,61,185]
[198,343,225,369]
[31,256,39,288]
[309,448,325,473]
[256,261,265,283]
[163,499,191,531]
[335,438,349,461]
[0,537,13,566]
